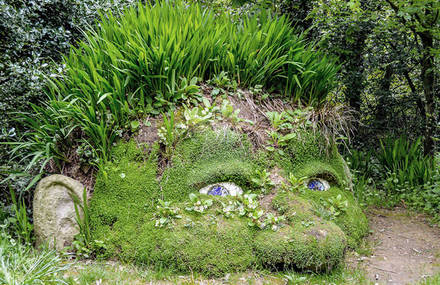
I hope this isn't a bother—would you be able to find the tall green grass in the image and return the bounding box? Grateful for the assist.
[0,236,69,285]
[378,136,434,188]
[16,0,338,166]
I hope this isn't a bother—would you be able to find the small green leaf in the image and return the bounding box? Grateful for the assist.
[189,193,198,202]
[130,120,140,131]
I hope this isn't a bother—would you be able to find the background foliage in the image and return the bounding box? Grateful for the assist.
[0,0,140,204]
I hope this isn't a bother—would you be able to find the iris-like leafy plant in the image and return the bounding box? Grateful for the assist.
[9,187,33,245]
[378,136,433,188]
[13,0,338,171]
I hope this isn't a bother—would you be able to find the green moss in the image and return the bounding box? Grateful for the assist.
[123,204,255,277]
[277,131,347,186]
[253,222,346,272]
[274,130,368,247]
[89,129,366,276]
[89,141,160,258]
[161,130,259,201]
[272,192,315,223]
[299,186,369,248]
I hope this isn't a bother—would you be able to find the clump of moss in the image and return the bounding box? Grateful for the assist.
[272,192,316,223]
[161,130,260,201]
[89,141,160,258]
[277,131,347,186]
[253,222,346,272]
[300,187,369,248]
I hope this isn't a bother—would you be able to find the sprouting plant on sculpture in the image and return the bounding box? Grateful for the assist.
[251,169,275,194]
[185,193,214,214]
[153,200,182,228]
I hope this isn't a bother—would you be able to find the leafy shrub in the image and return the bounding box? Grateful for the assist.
[0,0,140,133]
[378,136,434,188]
[0,0,140,208]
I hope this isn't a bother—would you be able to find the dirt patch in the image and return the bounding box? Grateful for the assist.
[354,207,440,284]
[135,116,161,145]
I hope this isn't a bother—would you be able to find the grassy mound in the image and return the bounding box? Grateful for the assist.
[254,222,346,272]
[89,129,367,276]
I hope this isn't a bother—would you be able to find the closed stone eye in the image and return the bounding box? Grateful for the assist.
[307,178,330,191]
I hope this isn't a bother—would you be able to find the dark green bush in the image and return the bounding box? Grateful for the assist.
[0,0,140,204]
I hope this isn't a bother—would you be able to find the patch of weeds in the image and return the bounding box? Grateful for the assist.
[153,200,182,228]
[208,71,238,96]
[251,169,275,194]
[9,186,33,244]
[265,131,297,155]
[282,264,371,284]
[327,194,349,218]
[418,273,440,285]
[65,262,155,285]
[286,173,308,192]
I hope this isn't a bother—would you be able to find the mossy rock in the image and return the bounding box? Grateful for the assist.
[89,129,368,276]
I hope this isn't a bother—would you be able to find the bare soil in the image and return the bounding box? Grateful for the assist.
[355,207,440,285]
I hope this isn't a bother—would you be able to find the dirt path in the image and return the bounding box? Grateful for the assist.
[357,208,440,285]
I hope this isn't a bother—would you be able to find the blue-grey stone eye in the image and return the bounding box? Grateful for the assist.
[199,182,243,196]
[307,179,329,191]
[207,185,230,196]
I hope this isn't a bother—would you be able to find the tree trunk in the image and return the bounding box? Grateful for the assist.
[419,31,435,156]
[376,65,394,126]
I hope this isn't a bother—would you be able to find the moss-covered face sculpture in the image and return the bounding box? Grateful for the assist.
[90,129,368,277]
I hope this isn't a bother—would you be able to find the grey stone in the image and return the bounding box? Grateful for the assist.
[33,175,85,251]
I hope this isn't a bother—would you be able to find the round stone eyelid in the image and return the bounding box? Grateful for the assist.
[199,182,243,196]
[306,178,330,191]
